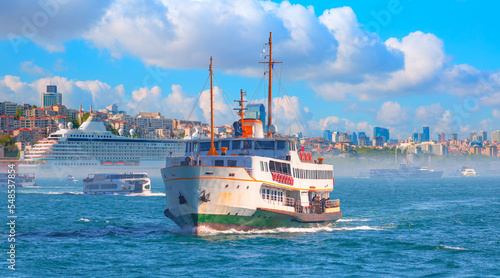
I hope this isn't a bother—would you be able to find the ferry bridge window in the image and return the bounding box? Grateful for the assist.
[269,161,276,171]
[255,141,274,150]
[220,140,230,150]
[231,140,242,150]
[243,140,253,149]
[227,160,237,167]
[199,142,211,151]
[214,160,224,167]
[277,140,286,150]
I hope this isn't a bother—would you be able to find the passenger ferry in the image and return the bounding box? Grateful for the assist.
[83,172,151,194]
[161,33,341,234]
[18,116,185,178]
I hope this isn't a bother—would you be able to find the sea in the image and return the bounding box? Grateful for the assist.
[1,177,499,277]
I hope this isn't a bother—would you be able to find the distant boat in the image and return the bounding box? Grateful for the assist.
[0,173,37,187]
[370,164,443,179]
[458,167,476,177]
[83,172,151,195]
[66,175,77,182]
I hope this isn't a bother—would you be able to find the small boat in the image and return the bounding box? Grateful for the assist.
[459,167,476,177]
[83,172,151,194]
[0,173,37,187]
[66,175,78,182]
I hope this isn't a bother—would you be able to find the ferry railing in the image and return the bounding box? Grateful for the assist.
[261,193,295,207]
[325,199,340,208]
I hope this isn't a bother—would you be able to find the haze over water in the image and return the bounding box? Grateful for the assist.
[2,177,498,277]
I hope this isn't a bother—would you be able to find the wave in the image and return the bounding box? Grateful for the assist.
[125,192,166,197]
[337,218,371,222]
[18,191,83,195]
[436,245,467,251]
[77,218,90,222]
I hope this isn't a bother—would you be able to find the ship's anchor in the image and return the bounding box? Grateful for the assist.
[178,193,187,204]
[199,190,210,202]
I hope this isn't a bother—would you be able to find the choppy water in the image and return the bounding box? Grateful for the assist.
[1,177,499,277]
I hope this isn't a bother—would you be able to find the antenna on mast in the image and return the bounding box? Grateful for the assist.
[207,56,219,156]
[260,32,281,138]
[234,89,248,137]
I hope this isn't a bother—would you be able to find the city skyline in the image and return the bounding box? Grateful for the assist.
[0,0,499,139]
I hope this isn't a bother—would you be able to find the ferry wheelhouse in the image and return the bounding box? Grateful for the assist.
[162,33,341,234]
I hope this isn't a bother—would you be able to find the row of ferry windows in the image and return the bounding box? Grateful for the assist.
[187,140,297,152]
[267,160,333,180]
[68,135,113,138]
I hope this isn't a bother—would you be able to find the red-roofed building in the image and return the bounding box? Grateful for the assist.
[0,115,20,131]
[13,127,45,144]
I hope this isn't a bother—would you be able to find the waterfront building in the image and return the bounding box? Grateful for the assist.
[470,131,477,142]
[478,131,487,142]
[0,101,18,116]
[372,136,385,147]
[492,130,500,143]
[323,130,332,142]
[470,145,482,155]
[358,132,369,146]
[41,85,62,107]
[423,126,430,142]
[485,145,498,157]
[373,127,389,142]
[451,133,458,141]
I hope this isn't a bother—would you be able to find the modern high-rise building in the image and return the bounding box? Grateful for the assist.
[323,130,333,142]
[469,131,477,142]
[245,103,266,131]
[351,132,358,145]
[451,133,458,141]
[478,131,487,142]
[423,126,430,142]
[492,130,500,143]
[412,132,419,143]
[373,127,390,143]
[439,132,445,143]
[41,85,62,107]
[358,132,369,146]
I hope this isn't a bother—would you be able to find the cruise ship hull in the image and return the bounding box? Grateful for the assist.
[19,159,166,179]
[161,165,341,234]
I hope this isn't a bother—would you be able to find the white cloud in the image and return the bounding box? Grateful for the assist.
[0,0,112,52]
[20,61,52,77]
[376,101,410,126]
[415,103,445,124]
[493,109,500,119]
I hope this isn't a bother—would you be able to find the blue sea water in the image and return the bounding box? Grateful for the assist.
[1,177,499,277]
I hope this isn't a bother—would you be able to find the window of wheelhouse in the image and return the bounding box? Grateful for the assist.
[199,142,211,151]
[255,141,274,150]
[243,140,253,149]
[220,140,230,150]
[277,140,287,150]
[231,140,241,150]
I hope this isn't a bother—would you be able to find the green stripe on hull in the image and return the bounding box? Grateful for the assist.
[166,209,341,232]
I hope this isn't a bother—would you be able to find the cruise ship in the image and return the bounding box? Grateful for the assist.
[161,33,342,234]
[19,116,185,178]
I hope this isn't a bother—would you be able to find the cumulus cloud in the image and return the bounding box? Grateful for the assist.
[20,61,52,77]
[0,0,112,52]
[493,109,500,119]
[415,103,445,125]
[376,101,410,126]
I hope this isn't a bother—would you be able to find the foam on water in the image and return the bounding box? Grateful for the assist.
[126,192,166,197]
[436,245,468,251]
[77,218,90,222]
[337,218,371,222]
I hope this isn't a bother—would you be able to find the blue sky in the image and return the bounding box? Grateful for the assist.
[0,0,499,139]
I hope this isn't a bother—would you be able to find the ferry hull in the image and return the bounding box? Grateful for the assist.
[164,209,342,234]
[162,165,341,234]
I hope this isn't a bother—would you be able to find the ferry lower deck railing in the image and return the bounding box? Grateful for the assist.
[261,193,295,207]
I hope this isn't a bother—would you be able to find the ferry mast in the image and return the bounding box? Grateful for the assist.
[260,32,281,138]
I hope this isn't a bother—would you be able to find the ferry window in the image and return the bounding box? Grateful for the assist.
[220,140,230,150]
[227,160,237,167]
[260,161,264,171]
[199,142,211,151]
[214,160,224,167]
[243,140,253,149]
[264,162,268,172]
[231,140,242,150]
[261,189,265,198]
[277,140,286,150]
[255,141,274,150]
[269,161,276,171]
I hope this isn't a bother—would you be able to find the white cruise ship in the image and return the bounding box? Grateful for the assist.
[19,116,185,178]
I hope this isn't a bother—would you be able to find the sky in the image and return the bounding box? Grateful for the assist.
[0,0,499,140]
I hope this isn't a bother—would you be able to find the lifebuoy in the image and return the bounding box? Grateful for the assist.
[332,177,335,185]
[290,177,294,186]
[272,172,276,181]
[308,153,312,162]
